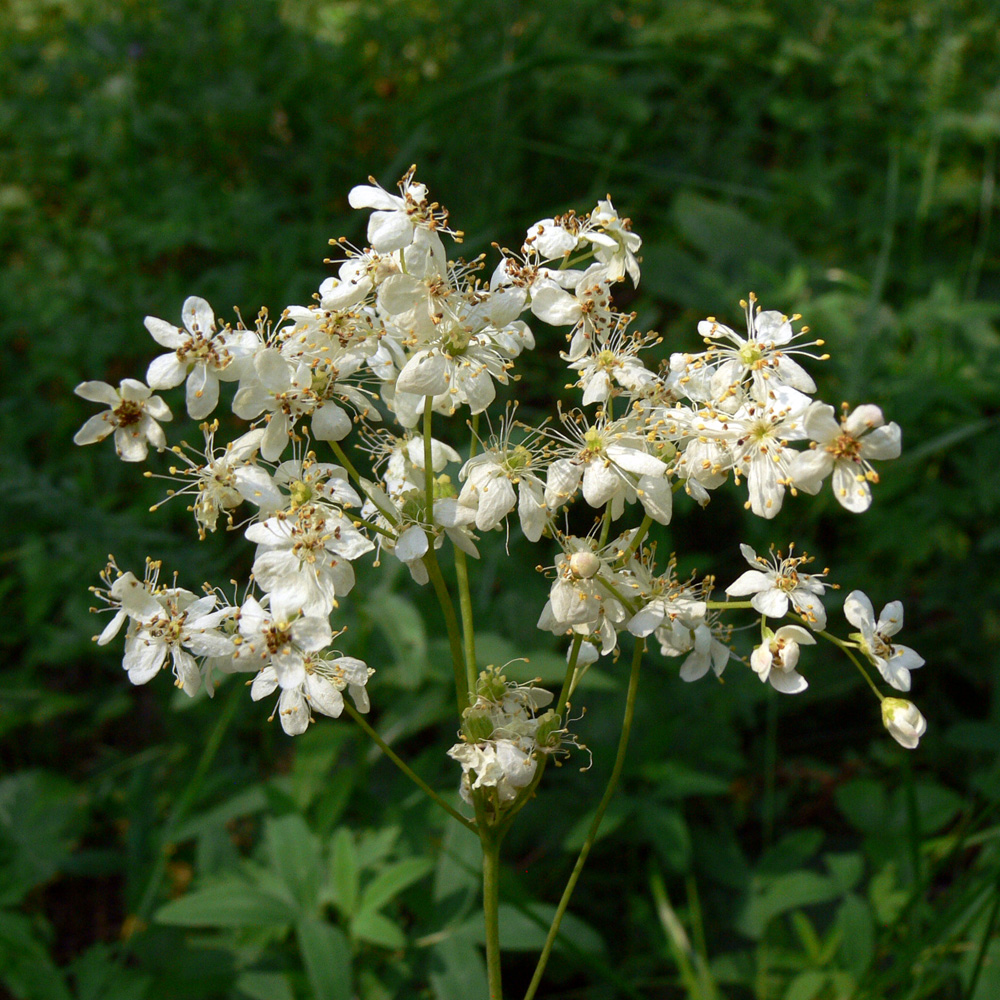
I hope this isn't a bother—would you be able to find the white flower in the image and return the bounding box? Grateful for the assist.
[448,739,538,804]
[711,388,810,518]
[726,544,830,628]
[697,293,823,403]
[844,590,924,691]
[587,198,642,285]
[245,504,373,619]
[144,296,252,419]
[122,589,235,696]
[251,652,372,736]
[73,379,172,462]
[230,595,333,678]
[655,621,730,682]
[791,403,902,513]
[750,624,815,693]
[881,698,927,749]
[348,166,453,252]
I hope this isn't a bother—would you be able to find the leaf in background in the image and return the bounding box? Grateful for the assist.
[737,871,842,939]
[429,934,488,1000]
[154,881,298,928]
[0,909,72,1000]
[0,770,86,905]
[836,892,875,976]
[265,814,323,912]
[296,917,353,1000]
[350,909,406,950]
[325,827,359,918]
[358,857,433,915]
[234,971,296,1000]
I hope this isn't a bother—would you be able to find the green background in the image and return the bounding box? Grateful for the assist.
[2,1,999,997]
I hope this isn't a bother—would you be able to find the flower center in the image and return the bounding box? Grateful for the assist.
[113,399,145,427]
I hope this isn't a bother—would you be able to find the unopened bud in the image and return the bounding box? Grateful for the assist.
[461,706,495,743]
[881,698,927,749]
[569,550,600,580]
[534,710,562,748]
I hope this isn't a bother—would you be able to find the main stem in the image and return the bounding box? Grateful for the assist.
[482,831,504,999]
[522,636,645,1000]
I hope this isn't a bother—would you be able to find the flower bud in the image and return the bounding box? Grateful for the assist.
[569,550,600,580]
[461,706,495,743]
[475,669,508,704]
[534,709,563,749]
[881,697,927,749]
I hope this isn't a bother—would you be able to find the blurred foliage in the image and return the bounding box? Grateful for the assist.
[2,0,999,997]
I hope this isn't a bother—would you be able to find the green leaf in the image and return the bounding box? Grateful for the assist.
[235,971,296,1000]
[296,917,353,1000]
[562,796,632,851]
[351,909,406,950]
[638,761,731,798]
[836,893,875,976]
[326,827,359,918]
[70,944,151,1000]
[376,593,427,687]
[0,909,72,1000]
[429,935,488,1000]
[640,805,692,872]
[265,814,323,912]
[433,822,481,902]
[172,785,268,841]
[358,857,434,915]
[835,779,887,834]
[737,871,841,939]
[784,970,829,1000]
[154,881,298,928]
[824,852,865,893]
[0,770,85,904]
[458,903,607,957]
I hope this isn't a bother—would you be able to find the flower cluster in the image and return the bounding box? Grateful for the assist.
[448,667,563,808]
[78,167,927,772]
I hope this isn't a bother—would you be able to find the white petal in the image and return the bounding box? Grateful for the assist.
[186,365,219,419]
[843,591,875,630]
[311,403,352,442]
[74,381,120,405]
[182,296,216,336]
[143,317,185,349]
[74,413,114,446]
[396,351,451,396]
[146,353,188,389]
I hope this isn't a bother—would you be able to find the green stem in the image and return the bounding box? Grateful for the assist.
[597,500,614,547]
[557,634,584,717]
[616,513,653,567]
[454,547,478,697]
[469,412,481,460]
[522,637,645,1000]
[329,440,399,526]
[482,832,504,999]
[343,702,475,832]
[422,547,469,711]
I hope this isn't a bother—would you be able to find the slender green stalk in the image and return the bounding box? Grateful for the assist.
[469,412,481,460]
[522,637,646,1000]
[422,547,469,711]
[343,702,475,832]
[557,634,584,717]
[616,513,653,567]
[454,547,478,697]
[329,440,399,526]
[482,833,504,999]
[598,499,614,546]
